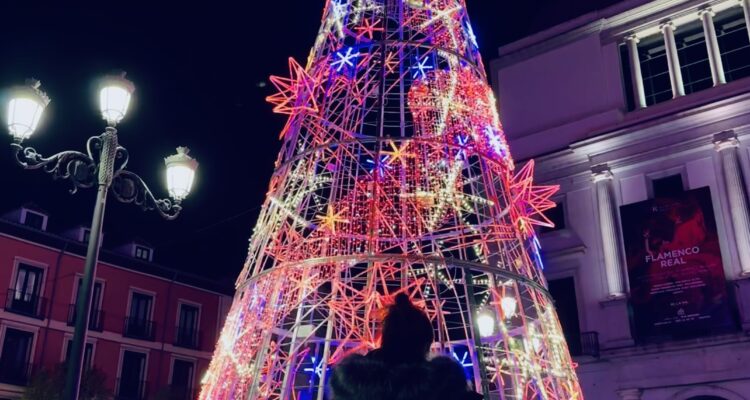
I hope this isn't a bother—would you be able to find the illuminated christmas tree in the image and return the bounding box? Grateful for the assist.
[200,1,583,399]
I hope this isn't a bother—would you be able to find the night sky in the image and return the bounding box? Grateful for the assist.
[1,1,621,284]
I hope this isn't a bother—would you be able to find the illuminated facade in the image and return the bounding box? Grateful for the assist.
[491,0,750,399]
[200,0,582,399]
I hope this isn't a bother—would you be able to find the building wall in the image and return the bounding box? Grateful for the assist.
[0,228,232,399]
[492,0,750,398]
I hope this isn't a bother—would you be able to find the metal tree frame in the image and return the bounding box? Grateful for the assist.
[201,1,582,399]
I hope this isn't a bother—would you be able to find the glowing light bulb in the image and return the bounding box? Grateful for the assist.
[476,312,495,338]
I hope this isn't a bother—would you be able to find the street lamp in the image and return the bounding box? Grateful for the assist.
[5,75,198,400]
[6,79,50,142]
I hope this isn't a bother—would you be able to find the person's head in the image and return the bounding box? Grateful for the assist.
[379,293,434,363]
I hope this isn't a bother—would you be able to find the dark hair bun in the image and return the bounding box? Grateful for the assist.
[394,293,412,307]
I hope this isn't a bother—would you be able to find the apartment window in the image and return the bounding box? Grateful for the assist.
[69,279,104,331]
[175,304,200,349]
[675,19,713,94]
[8,264,45,318]
[637,34,673,106]
[125,292,155,341]
[652,174,685,198]
[716,6,750,82]
[548,278,582,356]
[0,328,34,385]
[134,246,152,261]
[82,229,91,243]
[64,340,94,370]
[540,202,566,234]
[170,359,195,399]
[118,350,147,400]
[21,210,47,231]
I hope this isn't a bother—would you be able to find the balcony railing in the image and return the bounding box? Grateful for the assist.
[123,317,156,341]
[174,326,200,350]
[116,379,149,400]
[67,304,104,332]
[0,361,33,386]
[4,290,46,319]
[579,331,600,358]
[166,385,195,400]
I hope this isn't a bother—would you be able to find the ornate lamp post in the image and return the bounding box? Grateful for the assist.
[4,74,198,400]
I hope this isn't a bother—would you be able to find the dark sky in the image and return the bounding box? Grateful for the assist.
[0,1,620,284]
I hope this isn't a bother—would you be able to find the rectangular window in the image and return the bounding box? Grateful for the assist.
[0,328,34,385]
[134,246,152,261]
[118,350,147,400]
[548,278,582,356]
[125,292,154,341]
[675,19,713,94]
[82,229,91,243]
[175,304,200,349]
[21,210,46,230]
[652,174,685,198]
[540,202,566,234]
[69,279,104,331]
[170,359,195,399]
[638,34,673,106]
[716,6,750,82]
[9,264,45,318]
[64,340,94,370]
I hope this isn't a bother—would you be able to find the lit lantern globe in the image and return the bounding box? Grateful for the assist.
[165,147,198,202]
[500,296,518,320]
[476,311,496,338]
[99,74,134,126]
[6,80,50,142]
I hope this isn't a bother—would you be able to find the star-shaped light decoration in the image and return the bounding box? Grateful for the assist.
[355,18,383,41]
[383,141,414,165]
[332,46,362,72]
[266,58,319,138]
[509,160,559,236]
[316,205,350,234]
[266,58,319,115]
[365,154,392,176]
[412,55,434,80]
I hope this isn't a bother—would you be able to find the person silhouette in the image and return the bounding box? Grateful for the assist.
[330,293,483,400]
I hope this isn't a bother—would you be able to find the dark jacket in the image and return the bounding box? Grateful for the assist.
[330,350,483,400]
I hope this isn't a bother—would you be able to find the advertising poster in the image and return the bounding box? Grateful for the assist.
[620,187,735,340]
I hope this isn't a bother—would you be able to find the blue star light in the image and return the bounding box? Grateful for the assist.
[465,21,479,48]
[411,56,434,80]
[332,46,361,72]
[365,154,391,176]
[303,356,330,383]
[485,126,508,158]
[455,134,470,159]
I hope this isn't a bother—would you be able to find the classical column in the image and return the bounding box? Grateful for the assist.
[593,165,626,298]
[617,388,643,400]
[714,131,750,276]
[660,20,685,97]
[625,34,647,109]
[740,0,750,43]
[699,7,727,85]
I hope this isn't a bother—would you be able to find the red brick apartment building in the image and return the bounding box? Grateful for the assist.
[0,204,233,399]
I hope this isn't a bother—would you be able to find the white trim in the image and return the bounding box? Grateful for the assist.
[168,355,197,392]
[0,232,233,297]
[20,208,48,231]
[126,287,157,323]
[175,299,202,340]
[69,274,106,314]
[60,335,97,368]
[8,257,49,317]
[115,346,150,399]
[0,323,38,374]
